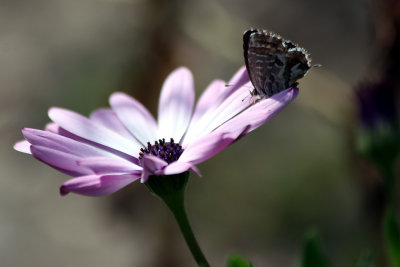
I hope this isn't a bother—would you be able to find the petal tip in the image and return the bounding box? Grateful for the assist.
[48,107,64,120]
[169,67,193,81]
[48,106,60,115]
[14,140,33,154]
[59,185,69,196]
[190,165,202,177]
[109,91,127,102]
[21,127,30,134]
[21,127,38,138]
[175,66,191,73]
[292,87,299,98]
[140,173,149,183]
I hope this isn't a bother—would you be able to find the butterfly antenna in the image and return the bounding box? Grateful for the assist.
[242,90,257,103]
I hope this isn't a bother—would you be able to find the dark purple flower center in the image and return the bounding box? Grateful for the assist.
[138,138,183,164]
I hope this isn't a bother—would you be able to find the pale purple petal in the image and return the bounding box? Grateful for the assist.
[22,128,119,158]
[60,173,140,196]
[109,92,158,145]
[45,123,59,133]
[140,155,168,183]
[13,140,31,154]
[162,161,202,177]
[190,79,226,125]
[179,131,241,165]
[183,85,251,145]
[191,67,250,125]
[31,145,94,176]
[223,66,250,97]
[216,88,299,136]
[48,107,141,155]
[90,108,140,142]
[15,65,297,198]
[77,157,141,174]
[158,67,194,142]
[45,123,90,144]
[41,125,138,162]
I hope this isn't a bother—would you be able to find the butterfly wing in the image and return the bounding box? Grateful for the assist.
[243,29,263,95]
[243,29,311,97]
[284,43,311,86]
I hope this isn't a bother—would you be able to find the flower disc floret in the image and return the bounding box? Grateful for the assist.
[139,138,183,164]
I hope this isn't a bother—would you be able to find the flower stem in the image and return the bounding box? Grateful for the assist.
[164,193,210,267]
[145,173,210,267]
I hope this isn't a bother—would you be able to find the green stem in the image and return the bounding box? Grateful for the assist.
[145,173,210,267]
[163,194,210,267]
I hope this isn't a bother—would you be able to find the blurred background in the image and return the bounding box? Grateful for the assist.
[2,0,399,266]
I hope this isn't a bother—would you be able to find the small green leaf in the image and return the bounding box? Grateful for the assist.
[356,249,375,267]
[384,207,400,267]
[226,254,252,267]
[300,229,330,267]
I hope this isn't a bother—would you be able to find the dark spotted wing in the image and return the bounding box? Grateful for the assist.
[243,29,311,97]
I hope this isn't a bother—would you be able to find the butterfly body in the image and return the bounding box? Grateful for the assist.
[243,29,311,97]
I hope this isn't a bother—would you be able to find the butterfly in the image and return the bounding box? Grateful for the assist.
[243,29,312,98]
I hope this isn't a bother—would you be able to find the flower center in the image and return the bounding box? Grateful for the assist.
[139,138,183,164]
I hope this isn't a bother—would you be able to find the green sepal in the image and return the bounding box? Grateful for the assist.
[145,172,189,203]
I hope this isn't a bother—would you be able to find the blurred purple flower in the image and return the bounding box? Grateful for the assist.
[356,80,398,130]
[14,67,298,197]
[355,79,399,165]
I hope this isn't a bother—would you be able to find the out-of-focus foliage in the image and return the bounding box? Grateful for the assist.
[300,230,330,267]
[356,250,375,267]
[384,207,400,267]
[226,254,252,267]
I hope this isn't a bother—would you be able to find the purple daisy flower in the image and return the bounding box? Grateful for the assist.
[14,66,298,197]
